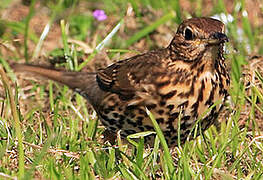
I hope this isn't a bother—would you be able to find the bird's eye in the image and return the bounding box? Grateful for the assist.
[184,28,194,40]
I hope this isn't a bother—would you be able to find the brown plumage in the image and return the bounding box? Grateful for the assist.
[12,17,230,146]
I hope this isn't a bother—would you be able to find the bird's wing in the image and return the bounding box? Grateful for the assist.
[96,49,169,100]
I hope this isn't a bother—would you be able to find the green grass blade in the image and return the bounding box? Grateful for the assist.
[118,150,149,180]
[107,147,115,171]
[128,0,140,17]
[61,19,74,70]
[118,163,138,180]
[146,108,175,177]
[48,81,54,112]
[86,117,98,140]
[0,66,24,178]
[171,0,181,24]
[135,138,144,176]
[126,11,175,47]
[24,0,36,62]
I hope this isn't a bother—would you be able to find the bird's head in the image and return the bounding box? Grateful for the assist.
[169,17,228,61]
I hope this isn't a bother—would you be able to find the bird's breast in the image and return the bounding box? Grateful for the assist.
[97,59,229,146]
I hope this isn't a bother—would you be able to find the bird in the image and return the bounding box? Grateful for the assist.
[12,17,230,146]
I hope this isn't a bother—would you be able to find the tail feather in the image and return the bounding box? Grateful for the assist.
[12,64,65,82]
[12,63,104,107]
[12,64,90,88]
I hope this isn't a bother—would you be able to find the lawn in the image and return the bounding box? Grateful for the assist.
[0,0,263,179]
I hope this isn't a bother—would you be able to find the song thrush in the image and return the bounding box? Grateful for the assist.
[12,17,230,146]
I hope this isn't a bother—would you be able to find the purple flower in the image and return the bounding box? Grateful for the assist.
[93,9,107,21]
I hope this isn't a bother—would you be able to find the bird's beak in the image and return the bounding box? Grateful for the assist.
[205,32,229,45]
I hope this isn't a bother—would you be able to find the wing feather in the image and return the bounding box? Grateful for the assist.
[96,49,169,100]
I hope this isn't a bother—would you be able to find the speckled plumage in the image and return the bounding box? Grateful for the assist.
[13,17,230,146]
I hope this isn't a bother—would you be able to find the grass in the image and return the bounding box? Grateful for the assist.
[0,0,263,179]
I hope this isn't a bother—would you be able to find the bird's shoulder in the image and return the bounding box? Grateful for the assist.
[96,48,170,98]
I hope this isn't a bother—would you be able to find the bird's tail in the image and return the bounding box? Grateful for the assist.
[11,63,103,106]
